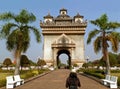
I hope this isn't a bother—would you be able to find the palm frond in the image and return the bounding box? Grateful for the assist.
[15,9,36,24]
[90,14,108,30]
[1,23,18,37]
[87,29,100,44]
[0,12,15,21]
[27,26,41,42]
[93,36,102,53]
[108,32,120,52]
[20,28,30,52]
[6,29,18,51]
[107,22,120,30]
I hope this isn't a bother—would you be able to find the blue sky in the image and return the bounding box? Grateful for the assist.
[0,0,120,63]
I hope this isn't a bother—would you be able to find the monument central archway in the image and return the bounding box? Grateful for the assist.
[40,8,87,68]
[57,49,71,68]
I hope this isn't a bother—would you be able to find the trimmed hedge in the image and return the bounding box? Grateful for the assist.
[83,69,104,79]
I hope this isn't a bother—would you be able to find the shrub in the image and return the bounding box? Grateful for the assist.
[73,64,78,67]
[21,69,49,79]
[32,70,39,76]
[20,70,35,79]
[21,72,34,79]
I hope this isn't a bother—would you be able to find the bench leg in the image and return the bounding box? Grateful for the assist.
[103,81,107,85]
[6,84,16,89]
[110,83,117,88]
[21,81,24,84]
[16,81,21,86]
[102,81,108,86]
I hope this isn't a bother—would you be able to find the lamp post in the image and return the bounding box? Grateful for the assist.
[86,56,89,63]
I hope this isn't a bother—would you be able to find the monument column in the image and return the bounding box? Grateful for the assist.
[71,48,75,60]
[52,47,57,68]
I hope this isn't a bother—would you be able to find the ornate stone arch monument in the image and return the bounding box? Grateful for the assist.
[40,8,87,68]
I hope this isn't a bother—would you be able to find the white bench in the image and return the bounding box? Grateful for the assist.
[14,75,24,86]
[107,76,118,88]
[6,76,17,89]
[101,75,111,85]
[101,75,118,88]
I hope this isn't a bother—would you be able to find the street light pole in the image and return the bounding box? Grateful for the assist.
[86,56,89,63]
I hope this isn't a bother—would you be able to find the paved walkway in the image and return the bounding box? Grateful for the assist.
[5,69,110,89]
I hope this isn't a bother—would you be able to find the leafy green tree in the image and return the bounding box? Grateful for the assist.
[92,60,100,67]
[109,52,118,67]
[0,9,41,74]
[100,52,118,67]
[117,53,120,65]
[3,58,12,70]
[99,57,106,68]
[20,55,30,69]
[37,59,46,69]
[87,14,120,74]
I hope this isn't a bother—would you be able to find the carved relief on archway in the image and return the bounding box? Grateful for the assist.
[52,34,75,48]
[51,34,76,67]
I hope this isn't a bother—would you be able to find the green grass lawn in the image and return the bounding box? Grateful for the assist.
[112,73,120,77]
[0,73,13,80]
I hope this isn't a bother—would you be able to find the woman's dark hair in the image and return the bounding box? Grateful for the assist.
[69,72,77,78]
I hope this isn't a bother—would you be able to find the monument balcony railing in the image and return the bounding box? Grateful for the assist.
[42,30,85,35]
[40,21,87,27]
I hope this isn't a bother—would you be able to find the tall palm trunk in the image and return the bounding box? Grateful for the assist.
[102,31,111,75]
[14,34,23,75]
[105,50,111,75]
[14,50,21,75]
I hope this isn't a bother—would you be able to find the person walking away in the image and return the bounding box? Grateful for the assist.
[66,71,81,89]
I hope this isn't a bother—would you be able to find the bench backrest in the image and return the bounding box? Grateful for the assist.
[14,75,21,81]
[105,75,111,80]
[110,76,118,83]
[6,76,14,83]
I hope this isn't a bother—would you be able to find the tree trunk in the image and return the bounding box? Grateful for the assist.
[14,50,21,75]
[103,46,111,75]
[105,50,111,75]
[102,31,111,75]
[14,57,20,75]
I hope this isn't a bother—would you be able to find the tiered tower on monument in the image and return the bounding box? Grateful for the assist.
[40,8,87,68]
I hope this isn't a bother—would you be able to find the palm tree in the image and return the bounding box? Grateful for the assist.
[0,9,41,75]
[87,14,120,75]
